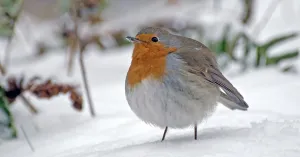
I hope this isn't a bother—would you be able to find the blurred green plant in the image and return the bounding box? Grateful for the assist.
[255,33,298,67]
[206,24,299,72]
[0,0,24,73]
[60,0,108,15]
[145,0,298,73]
[0,85,17,138]
[0,0,23,37]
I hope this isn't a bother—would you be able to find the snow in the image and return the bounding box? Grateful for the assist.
[1,0,300,157]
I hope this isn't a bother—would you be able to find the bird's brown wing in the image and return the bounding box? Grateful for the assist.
[174,46,249,110]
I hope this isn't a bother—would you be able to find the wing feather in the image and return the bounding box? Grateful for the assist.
[174,46,249,110]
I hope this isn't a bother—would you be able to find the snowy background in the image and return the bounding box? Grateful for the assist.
[1,0,300,157]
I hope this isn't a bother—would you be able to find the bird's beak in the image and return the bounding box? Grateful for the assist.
[126,36,141,43]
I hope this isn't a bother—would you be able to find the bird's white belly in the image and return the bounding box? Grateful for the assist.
[125,76,220,129]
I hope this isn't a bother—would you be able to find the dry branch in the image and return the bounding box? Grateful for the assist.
[0,62,6,75]
[66,0,82,76]
[69,0,96,117]
[3,76,83,113]
[79,43,95,117]
[27,79,83,111]
[20,94,38,114]
[241,0,254,25]
[20,125,35,152]
[67,32,79,76]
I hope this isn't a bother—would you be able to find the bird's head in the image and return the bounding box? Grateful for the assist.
[126,27,202,61]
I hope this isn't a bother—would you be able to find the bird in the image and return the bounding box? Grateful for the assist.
[125,27,248,141]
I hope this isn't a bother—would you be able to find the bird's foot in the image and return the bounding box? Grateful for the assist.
[161,126,168,142]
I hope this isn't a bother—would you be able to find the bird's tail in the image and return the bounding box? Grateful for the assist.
[218,92,248,111]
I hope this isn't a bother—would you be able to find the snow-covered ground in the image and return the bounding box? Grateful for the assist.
[1,0,300,157]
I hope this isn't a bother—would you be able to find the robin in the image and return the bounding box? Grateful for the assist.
[125,27,248,141]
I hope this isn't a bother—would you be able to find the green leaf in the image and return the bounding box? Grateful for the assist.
[260,33,298,52]
[0,86,17,138]
[266,50,299,65]
[219,25,231,54]
[255,46,265,67]
[281,65,297,73]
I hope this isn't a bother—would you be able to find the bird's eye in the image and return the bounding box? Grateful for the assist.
[151,37,159,42]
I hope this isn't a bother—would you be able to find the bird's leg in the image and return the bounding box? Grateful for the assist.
[161,126,168,142]
[194,124,197,140]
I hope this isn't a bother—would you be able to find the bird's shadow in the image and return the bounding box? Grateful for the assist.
[168,126,247,143]
[96,126,249,156]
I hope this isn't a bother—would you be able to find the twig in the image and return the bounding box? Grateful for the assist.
[252,0,282,36]
[20,94,38,114]
[3,0,25,71]
[67,34,78,76]
[20,125,35,152]
[67,0,82,76]
[0,62,6,75]
[79,43,95,117]
[241,0,254,25]
[72,0,96,117]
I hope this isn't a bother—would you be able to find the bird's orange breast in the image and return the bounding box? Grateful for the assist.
[126,37,177,87]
